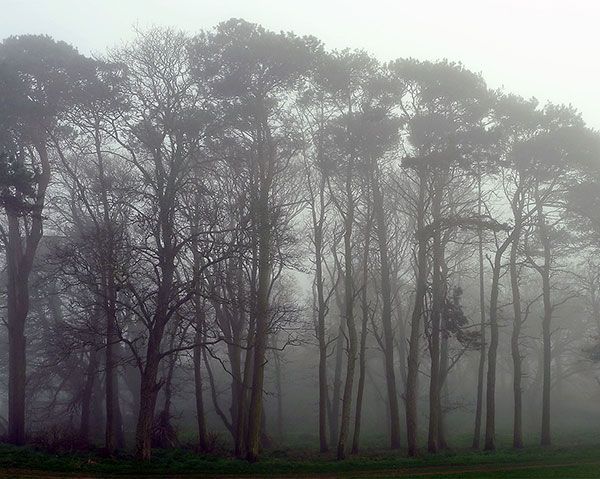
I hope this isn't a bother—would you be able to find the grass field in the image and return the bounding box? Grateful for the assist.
[1,443,600,477]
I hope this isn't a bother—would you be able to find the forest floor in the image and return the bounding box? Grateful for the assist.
[0,444,599,478]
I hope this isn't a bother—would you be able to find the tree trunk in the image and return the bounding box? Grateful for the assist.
[104,280,119,453]
[427,173,444,453]
[484,233,513,451]
[273,346,284,441]
[406,169,428,457]
[336,162,357,461]
[509,194,524,449]
[235,311,255,457]
[7,212,28,446]
[537,198,552,447]
[472,176,486,450]
[246,185,273,462]
[135,326,165,460]
[80,346,99,442]
[313,180,329,452]
[193,308,208,451]
[438,301,449,450]
[372,166,401,450]
[329,293,345,448]
[351,211,371,455]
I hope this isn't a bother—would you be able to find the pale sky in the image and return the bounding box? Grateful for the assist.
[3,0,599,128]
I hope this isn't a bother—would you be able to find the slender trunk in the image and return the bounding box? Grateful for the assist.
[472,176,486,450]
[329,298,345,447]
[406,169,428,457]
[104,282,119,453]
[313,179,329,452]
[235,313,255,457]
[428,173,444,453]
[7,212,27,446]
[372,165,401,449]
[273,346,284,441]
[135,329,164,460]
[246,185,272,462]
[438,306,449,450]
[135,266,174,459]
[192,213,208,451]
[6,142,50,445]
[80,347,99,442]
[350,292,368,455]
[194,310,208,450]
[510,193,524,449]
[336,149,357,460]
[94,124,121,454]
[90,375,104,442]
[537,197,552,446]
[484,234,513,451]
[351,210,371,455]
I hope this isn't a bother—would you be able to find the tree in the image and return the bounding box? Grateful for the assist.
[190,19,319,461]
[109,28,211,460]
[0,35,92,445]
[391,58,490,453]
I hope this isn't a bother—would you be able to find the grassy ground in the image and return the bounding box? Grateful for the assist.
[1,444,600,477]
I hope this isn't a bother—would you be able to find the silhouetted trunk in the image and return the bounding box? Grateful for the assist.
[438,302,449,450]
[351,211,371,455]
[155,328,178,449]
[428,173,444,453]
[135,329,164,460]
[312,176,330,452]
[350,295,368,455]
[6,222,28,446]
[235,310,255,457]
[246,183,273,462]
[336,157,357,461]
[80,346,99,442]
[536,196,552,446]
[372,165,401,450]
[329,291,345,447]
[484,233,514,451]
[273,346,284,441]
[510,190,524,449]
[104,280,119,453]
[193,308,208,451]
[472,176,486,450]
[90,377,104,442]
[6,142,49,445]
[191,213,208,451]
[135,255,174,459]
[91,123,122,454]
[406,169,428,457]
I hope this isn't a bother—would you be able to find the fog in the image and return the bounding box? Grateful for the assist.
[1,1,600,472]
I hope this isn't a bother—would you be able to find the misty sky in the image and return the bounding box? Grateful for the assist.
[3,0,599,129]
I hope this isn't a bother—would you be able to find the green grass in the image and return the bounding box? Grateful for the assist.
[1,443,600,477]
